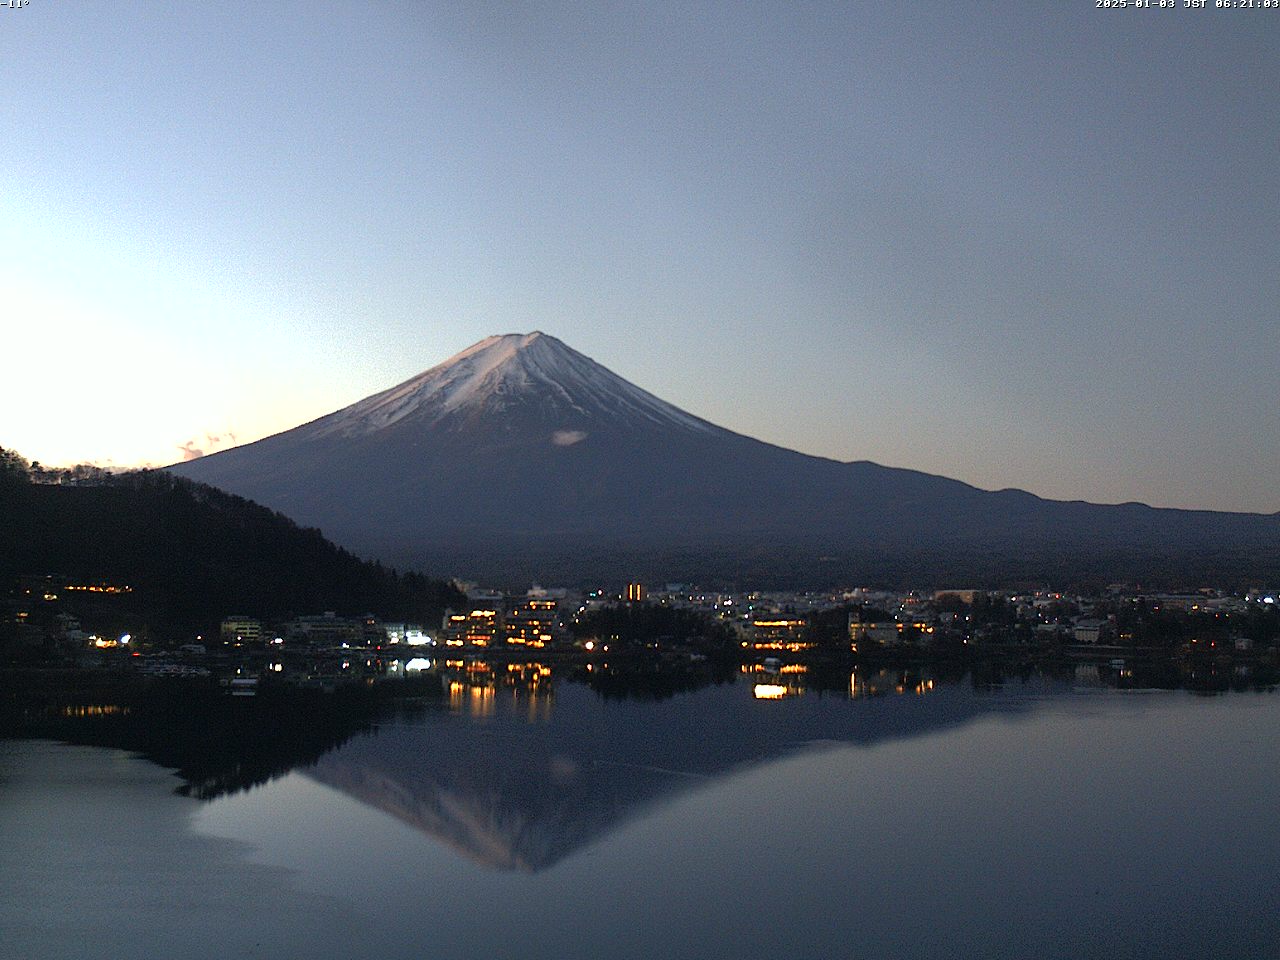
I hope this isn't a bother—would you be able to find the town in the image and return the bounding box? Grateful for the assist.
[6,574,1279,692]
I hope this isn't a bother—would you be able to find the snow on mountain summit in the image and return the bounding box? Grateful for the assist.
[311,332,717,438]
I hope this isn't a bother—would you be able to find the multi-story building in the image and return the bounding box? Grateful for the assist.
[441,608,499,647]
[848,615,934,649]
[505,597,558,648]
[284,613,364,647]
[749,618,813,652]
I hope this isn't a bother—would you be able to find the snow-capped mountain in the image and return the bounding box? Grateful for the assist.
[305,332,716,440]
[169,332,1280,585]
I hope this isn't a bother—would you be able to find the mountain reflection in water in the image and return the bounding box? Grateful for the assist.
[300,661,1058,872]
[19,658,1278,876]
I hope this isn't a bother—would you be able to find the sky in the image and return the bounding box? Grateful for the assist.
[2,1,1276,513]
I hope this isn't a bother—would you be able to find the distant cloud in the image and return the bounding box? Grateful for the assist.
[204,431,238,448]
[177,430,238,462]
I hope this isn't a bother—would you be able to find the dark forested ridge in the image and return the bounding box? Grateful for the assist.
[0,449,462,638]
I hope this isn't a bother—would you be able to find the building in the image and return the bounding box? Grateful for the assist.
[1072,618,1105,644]
[626,582,646,603]
[505,597,558,647]
[284,613,364,647]
[749,618,813,652]
[849,615,934,649]
[220,615,262,645]
[441,609,499,647]
[849,618,903,648]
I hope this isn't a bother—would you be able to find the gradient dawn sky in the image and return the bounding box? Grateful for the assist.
[3,2,1276,513]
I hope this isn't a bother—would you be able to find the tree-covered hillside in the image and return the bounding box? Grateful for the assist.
[0,448,462,638]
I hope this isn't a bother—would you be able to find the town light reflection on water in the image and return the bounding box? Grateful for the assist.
[742,666,941,701]
[849,669,937,700]
[440,660,555,720]
[752,683,789,700]
[60,704,130,718]
[448,681,495,717]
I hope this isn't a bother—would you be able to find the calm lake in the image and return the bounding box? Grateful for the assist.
[3,663,1279,959]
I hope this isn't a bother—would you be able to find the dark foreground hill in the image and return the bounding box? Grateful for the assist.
[0,456,462,638]
[169,333,1280,589]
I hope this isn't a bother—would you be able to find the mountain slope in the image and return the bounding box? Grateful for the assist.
[169,333,1280,586]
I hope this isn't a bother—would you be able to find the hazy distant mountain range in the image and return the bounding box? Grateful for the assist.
[169,332,1280,586]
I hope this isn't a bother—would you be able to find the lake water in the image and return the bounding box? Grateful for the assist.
[3,664,1279,959]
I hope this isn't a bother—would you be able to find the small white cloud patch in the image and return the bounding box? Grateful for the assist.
[551,429,587,447]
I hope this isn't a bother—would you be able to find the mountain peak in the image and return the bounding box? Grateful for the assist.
[464,330,552,352]
[445,330,569,374]
[307,332,717,439]
[169,331,1280,587]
